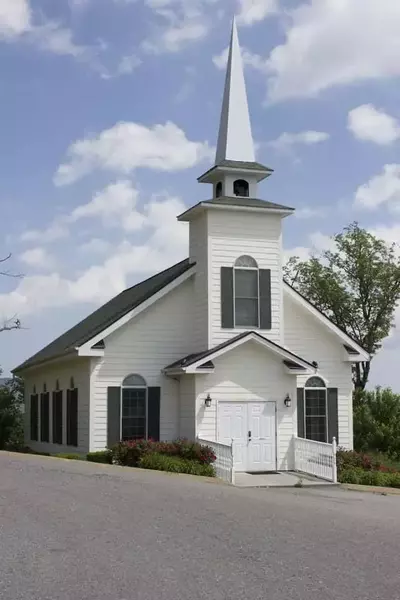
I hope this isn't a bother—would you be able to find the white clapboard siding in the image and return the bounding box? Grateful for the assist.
[23,358,91,454]
[283,291,353,449]
[207,210,283,348]
[194,342,297,470]
[189,213,209,349]
[90,279,196,451]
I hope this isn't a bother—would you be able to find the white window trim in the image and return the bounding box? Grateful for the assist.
[304,385,328,444]
[233,261,260,329]
[120,383,148,441]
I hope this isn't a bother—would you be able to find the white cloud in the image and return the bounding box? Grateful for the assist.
[142,0,216,53]
[266,0,400,102]
[237,0,279,26]
[354,164,400,211]
[79,238,111,255]
[294,206,327,220]
[0,193,189,317]
[20,222,69,244]
[213,46,267,73]
[348,104,400,145]
[0,0,31,38]
[284,231,335,263]
[269,130,330,152]
[19,247,55,270]
[54,121,213,186]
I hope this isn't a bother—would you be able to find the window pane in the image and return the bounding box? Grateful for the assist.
[235,269,258,297]
[305,389,327,442]
[122,388,146,440]
[235,255,258,268]
[235,298,259,327]
[122,374,146,387]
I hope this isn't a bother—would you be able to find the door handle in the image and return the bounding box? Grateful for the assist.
[248,430,252,441]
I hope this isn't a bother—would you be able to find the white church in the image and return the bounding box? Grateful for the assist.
[14,18,369,476]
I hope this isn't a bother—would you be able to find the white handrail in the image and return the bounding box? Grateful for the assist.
[294,436,337,482]
[197,437,235,484]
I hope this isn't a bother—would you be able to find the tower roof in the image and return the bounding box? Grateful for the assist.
[215,16,255,164]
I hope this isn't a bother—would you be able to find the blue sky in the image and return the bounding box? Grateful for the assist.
[1,0,400,387]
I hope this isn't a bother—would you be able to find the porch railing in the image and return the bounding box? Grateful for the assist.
[294,436,337,483]
[197,438,235,484]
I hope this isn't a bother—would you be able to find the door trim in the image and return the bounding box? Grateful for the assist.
[217,400,278,472]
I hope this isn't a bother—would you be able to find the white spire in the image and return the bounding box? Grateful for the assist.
[215,16,255,164]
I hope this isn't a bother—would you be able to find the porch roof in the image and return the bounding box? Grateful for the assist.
[164,331,317,374]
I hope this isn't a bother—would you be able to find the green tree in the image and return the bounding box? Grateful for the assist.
[354,387,400,458]
[0,376,24,449]
[284,223,400,391]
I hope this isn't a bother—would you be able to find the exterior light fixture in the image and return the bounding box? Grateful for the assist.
[205,394,212,408]
[284,394,292,408]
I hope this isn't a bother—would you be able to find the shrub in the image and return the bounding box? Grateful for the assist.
[339,468,400,488]
[354,387,400,458]
[110,439,216,467]
[55,453,84,460]
[336,449,398,475]
[138,452,215,477]
[87,450,112,464]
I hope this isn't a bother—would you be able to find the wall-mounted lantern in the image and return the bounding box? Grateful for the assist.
[204,394,212,408]
[284,393,292,408]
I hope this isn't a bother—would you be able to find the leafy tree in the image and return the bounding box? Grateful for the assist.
[354,387,400,458]
[284,223,400,391]
[0,376,24,450]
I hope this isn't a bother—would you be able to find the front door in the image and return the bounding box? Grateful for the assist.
[218,401,276,472]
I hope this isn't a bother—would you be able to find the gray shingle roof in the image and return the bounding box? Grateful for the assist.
[198,160,273,181]
[178,196,294,221]
[164,331,315,370]
[14,259,194,373]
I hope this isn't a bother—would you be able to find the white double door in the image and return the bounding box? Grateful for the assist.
[218,401,276,472]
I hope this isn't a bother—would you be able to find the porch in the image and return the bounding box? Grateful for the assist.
[197,436,338,486]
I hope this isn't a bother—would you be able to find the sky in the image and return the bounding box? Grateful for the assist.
[1,0,400,388]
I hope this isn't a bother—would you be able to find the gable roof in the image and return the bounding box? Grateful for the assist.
[13,259,194,373]
[164,331,317,373]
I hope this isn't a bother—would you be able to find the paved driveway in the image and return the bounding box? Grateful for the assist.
[0,453,399,600]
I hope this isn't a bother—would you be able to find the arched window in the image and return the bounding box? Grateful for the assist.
[121,373,147,441]
[215,181,223,198]
[304,376,327,442]
[234,255,259,327]
[233,179,249,197]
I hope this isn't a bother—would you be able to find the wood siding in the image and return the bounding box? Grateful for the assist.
[207,210,283,348]
[283,292,353,449]
[23,358,90,454]
[195,342,297,470]
[90,279,195,451]
[189,213,209,349]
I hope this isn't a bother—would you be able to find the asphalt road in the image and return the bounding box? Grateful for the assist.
[0,453,399,600]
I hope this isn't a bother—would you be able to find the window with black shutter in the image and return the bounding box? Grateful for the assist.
[52,390,63,445]
[67,388,78,447]
[40,392,50,443]
[30,394,39,441]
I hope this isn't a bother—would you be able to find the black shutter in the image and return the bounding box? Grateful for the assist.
[40,392,50,442]
[147,387,161,442]
[221,267,234,328]
[327,388,339,443]
[52,391,63,445]
[67,389,78,447]
[297,388,305,438]
[30,394,38,441]
[259,269,272,330]
[107,387,121,448]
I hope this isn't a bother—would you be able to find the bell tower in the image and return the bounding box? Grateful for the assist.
[197,16,272,198]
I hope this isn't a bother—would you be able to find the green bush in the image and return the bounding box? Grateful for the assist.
[110,439,216,468]
[0,377,24,450]
[87,450,112,464]
[55,453,84,460]
[339,468,400,488]
[354,387,400,458]
[138,452,215,477]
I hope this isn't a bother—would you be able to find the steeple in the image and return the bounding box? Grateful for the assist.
[215,16,255,164]
[197,16,272,198]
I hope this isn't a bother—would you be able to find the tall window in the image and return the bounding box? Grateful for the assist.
[215,181,223,198]
[234,255,259,327]
[305,377,327,442]
[233,179,249,197]
[121,374,147,441]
